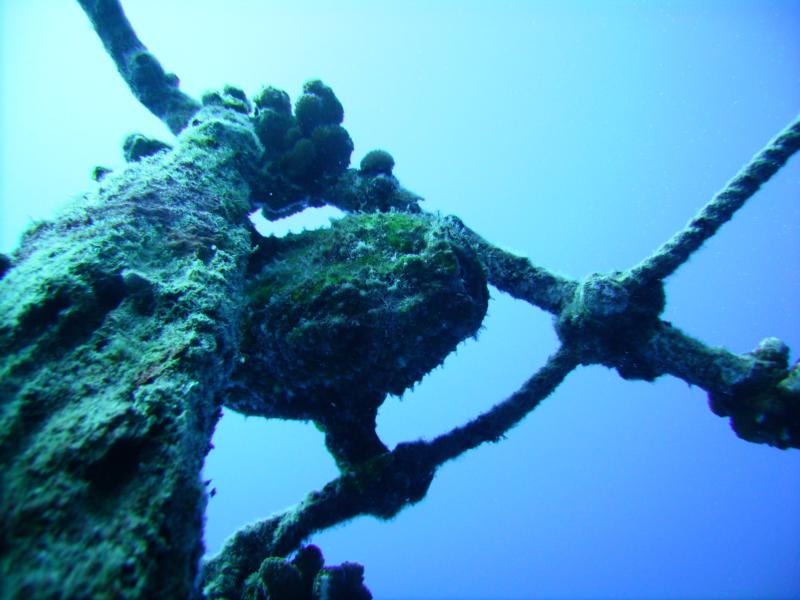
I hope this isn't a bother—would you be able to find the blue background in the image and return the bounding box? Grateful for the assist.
[1,1,799,598]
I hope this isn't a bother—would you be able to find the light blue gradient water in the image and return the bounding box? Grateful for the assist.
[2,2,799,598]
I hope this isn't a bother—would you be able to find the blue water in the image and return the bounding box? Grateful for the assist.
[1,1,799,598]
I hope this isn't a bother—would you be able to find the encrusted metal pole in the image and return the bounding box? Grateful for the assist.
[0,77,260,600]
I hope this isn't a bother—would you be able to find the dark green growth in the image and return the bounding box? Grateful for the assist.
[555,271,665,380]
[202,85,253,115]
[360,149,395,176]
[92,165,113,181]
[122,133,172,162]
[709,338,800,449]
[3,3,799,599]
[226,212,488,467]
[0,253,11,280]
[242,545,370,600]
[250,80,354,216]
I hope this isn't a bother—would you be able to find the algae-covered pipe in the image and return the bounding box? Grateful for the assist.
[0,107,259,598]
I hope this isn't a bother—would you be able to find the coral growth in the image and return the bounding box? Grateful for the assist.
[122,133,172,163]
[225,211,488,467]
[249,80,354,216]
[246,82,422,218]
[359,149,395,176]
[241,546,371,600]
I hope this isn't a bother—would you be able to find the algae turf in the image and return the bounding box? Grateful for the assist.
[225,211,489,467]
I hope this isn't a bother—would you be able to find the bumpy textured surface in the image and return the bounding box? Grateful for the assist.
[0,106,259,599]
[76,0,201,133]
[239,545,370,600]
[250,80,354,217]
[359,149,395,176]
[0,253,11,280]
[122,133,172,162]
[706,338,800,448]
[555,270,666,380]
[225,212,489,467]
[7,3,800,596]
[247,81,422,219]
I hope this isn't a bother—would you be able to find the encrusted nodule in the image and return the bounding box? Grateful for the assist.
[232,212,489,420]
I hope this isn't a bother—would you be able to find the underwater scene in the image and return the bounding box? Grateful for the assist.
[1,1,799,598]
